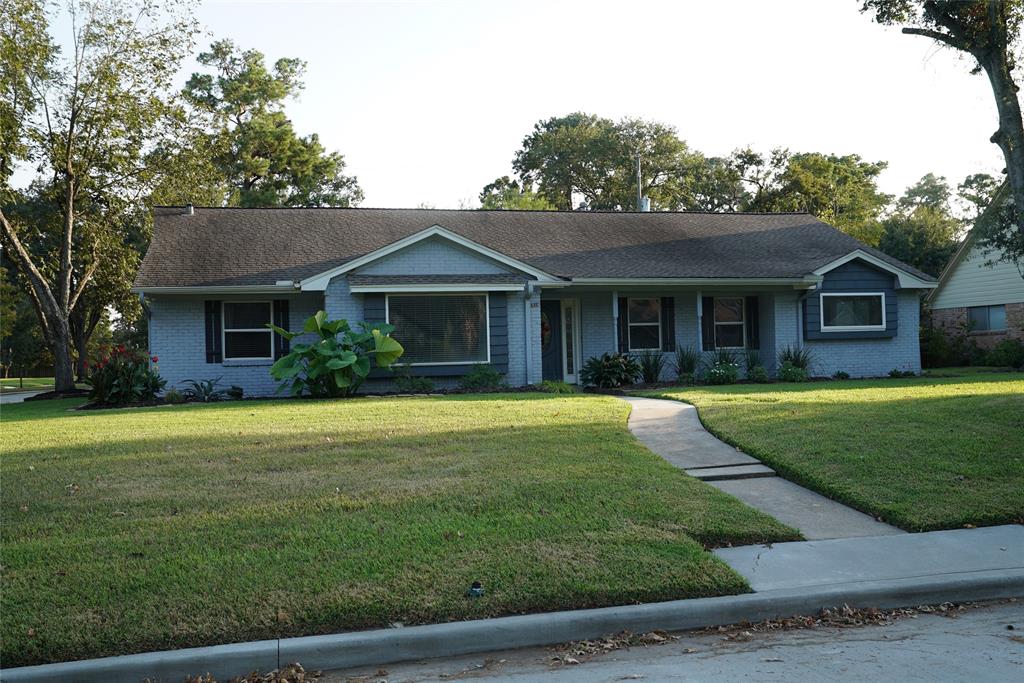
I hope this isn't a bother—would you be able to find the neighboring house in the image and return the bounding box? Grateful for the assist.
[133,206,937,395]
[928,186,1024,350]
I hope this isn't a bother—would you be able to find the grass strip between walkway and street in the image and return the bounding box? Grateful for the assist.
[0,393,797,667]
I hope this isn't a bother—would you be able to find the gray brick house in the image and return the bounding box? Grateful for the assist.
[133,206,937,395]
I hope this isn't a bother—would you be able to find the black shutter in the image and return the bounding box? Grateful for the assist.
[617,297,628,352]
[364,293,386,323]
[660,297,675,352]
[204,300,222,363]
[701,297,715,351]
[273,299,290,359]
[745,296,760,350]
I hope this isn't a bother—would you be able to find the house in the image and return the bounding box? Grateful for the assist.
[928,185,1024,349]
[133,206,937,395]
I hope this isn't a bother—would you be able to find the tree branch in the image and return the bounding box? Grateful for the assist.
[68,255,99,314]
[901,27,968,52]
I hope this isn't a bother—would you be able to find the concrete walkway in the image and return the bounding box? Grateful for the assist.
[0,390,46,405]
[622,396,903,540]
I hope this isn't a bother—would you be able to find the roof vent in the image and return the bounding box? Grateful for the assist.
[639,196,651,212]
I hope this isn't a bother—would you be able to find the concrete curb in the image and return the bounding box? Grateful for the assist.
[4,569,1022,682]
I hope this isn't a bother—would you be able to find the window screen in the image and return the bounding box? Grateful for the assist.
[387,295,488,364]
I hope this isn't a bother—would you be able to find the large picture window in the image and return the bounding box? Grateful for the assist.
[820,293,885,331]
[627,298,661,350]
[714,297,745,348]
[968,304,1006,332]
[387,294,488,365]
[223,302,273,360]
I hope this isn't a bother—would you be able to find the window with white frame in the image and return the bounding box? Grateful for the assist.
[223,302,274,360]
[820,293,885,331]
[627,298,661,350]
[386,294,488,364]
[714,297,745,348]
[968,304,1007,332]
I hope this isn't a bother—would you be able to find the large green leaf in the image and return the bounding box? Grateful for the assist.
[304,310,329,336]
[352,356,371,378]
[372,331,404,367]
[269,355,297,377]
[333,370,352,389]
[326,353,356,370]
[266,323,298,340]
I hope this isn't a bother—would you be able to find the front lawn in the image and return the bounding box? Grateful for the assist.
[0,377,58,393]
[642,373,1024,532]
[0,394,796,667]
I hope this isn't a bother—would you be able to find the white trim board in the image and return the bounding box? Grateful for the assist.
[349,283,525,293]
[299,225,563,291]
[812,250,937,289]
[818,291,887,332]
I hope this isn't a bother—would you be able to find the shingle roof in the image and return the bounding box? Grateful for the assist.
[135,206,935,288]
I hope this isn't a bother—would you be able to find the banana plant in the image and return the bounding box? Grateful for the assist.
[267,311,404,397]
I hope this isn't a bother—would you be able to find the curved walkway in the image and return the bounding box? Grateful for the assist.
[622,396,903,540]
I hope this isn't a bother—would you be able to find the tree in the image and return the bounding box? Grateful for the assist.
[183,40,362,207]
[478,177,556,210]
[0,0,198,392]
[878,174,960,276]
[957,171,1001,220]
[861,0,1024,269]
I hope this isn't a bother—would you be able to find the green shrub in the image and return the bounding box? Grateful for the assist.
[709,348,740,366]
[749,365,770,383]
[778,361,808,382]
[163,387,186,404]
[458,363,506,390]
[635,349,666,383]
[227,385,244,400]
[579,353,641,388]
[672,345,701,381]
[986,338,1024,369]
[888,368,917,378]
[268,311,404,397]
[539,379,577,394]
[744,350,761,371]
[85,346,165,406]
[832,370,851,380]
[706,361,740,385]
[393,366,436,393]
[778,344,816,372]
[181,377,228,402]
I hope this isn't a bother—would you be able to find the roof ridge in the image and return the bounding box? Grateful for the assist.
[152,205,814,217]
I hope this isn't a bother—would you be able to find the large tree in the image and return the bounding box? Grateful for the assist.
[879,174,961,275]
[861,0,1024,270]
[183,40,362,207]
[478,176,556,210]
[0,0,198,392]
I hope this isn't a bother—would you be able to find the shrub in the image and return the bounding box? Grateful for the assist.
[163,387,186,404]
[778,361,808,382]
[919,318,986,368]
[672,345,701,381]
[579,353,641,388]
[458,363,506,390]
[635,350,666,383]
[749,365,770,383]
[181,377,228,402]
[888,368,917,378]
[832,370,851,380]
[778,344,816,372]
[706,360,740,385]
[393,366,436,394]
[710,348,740,366]
[744,350,760,371]
[85,346,165,406]
[227,385,244,400]
[986,338,1024,369]
[539,379,577,394]
[268,311,404,397]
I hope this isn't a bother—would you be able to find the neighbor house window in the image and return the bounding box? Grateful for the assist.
[222,302,273,360]
[387,294,488,364]
[820,293,886,331]
[628,298,661,350]
[714,297,745,348]
[968,304,1007,332]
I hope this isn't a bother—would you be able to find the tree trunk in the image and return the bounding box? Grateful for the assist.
[981,46,1024,238]
[50,316,76,392]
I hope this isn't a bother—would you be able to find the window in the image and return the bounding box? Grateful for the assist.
[386,294,488,365]
[820,293,885,331]
[968,304,1007,332]
[223,302,273,360]
[714,297,745,348]
[627,298,661,350]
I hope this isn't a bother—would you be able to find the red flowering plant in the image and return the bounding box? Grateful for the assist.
[85,345,165,406]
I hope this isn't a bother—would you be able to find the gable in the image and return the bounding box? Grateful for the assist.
[931,243,1024,309]
[804,258,898,340]
[354,235,515,276]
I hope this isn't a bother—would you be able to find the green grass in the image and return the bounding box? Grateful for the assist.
[0,377,57,393]
[641,373,1024,532]
[0,393,796,666]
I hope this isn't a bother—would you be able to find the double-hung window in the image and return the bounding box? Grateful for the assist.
[820,293,886,331]
[222,302,274,360]
[386,294,489,365]
[627,298,661,350]
[714,297,745,348]
[968,304,1007,332]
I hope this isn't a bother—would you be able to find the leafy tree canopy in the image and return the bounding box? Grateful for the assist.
[479,177,556,210]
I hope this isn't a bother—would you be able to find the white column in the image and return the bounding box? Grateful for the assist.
[611,290,619,352]
[695,290,703,352]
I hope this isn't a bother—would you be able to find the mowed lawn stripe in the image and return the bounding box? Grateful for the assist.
[0,393,797,666]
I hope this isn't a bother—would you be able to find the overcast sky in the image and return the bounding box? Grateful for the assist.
[46,0,1011,208]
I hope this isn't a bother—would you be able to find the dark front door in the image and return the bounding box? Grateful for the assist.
[540,300,562,381]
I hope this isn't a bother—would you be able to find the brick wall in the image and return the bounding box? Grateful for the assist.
[931,302,1024,351]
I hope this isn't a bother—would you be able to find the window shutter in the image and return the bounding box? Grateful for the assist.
[660,297,675,352]
[745,296,760,350]
[204,300,222,363]
[363,293,386,323]
[617,297,628,353]
[701,297,715,351]
[273,299,290,359]
[488,292,509,373]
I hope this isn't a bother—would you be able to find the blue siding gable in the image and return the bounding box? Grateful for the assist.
[804,259,898,340]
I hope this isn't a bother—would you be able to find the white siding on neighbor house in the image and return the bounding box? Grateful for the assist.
[931,243,1024,309]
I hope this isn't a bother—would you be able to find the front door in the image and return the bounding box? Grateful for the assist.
[540,300,562,381]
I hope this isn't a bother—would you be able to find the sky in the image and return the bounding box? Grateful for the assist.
[36,0,1009,208]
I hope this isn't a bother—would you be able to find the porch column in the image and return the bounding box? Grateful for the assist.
[611,290,618,352]
[695,290,703,352]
